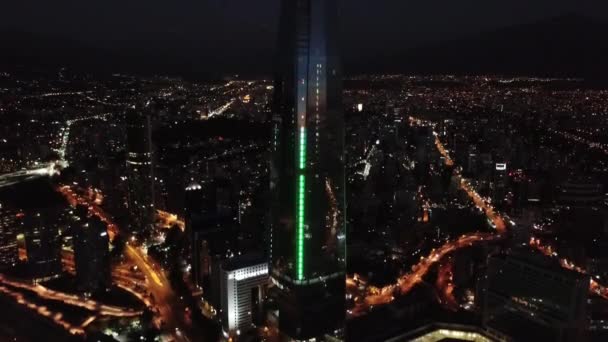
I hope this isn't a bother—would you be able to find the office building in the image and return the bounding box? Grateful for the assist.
[270,0,346,339]
[0,203,19,268]
[23,210,62,283]
[72,205,111,294]
[185,180,217,289]
[220,256,268,336]
[558,180,603,208]
[478,251,588,342]
[492,162,507,206]
[125,106,155,234]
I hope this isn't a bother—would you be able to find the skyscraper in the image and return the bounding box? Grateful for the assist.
[185,180,217,289]
[270,0,346,339]
[125,106,155,234]
[72,205,111,294]
[0,203,19,268]
[23,210,62,283]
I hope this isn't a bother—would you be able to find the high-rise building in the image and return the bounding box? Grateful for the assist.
[270,0,346,339]
[72,205,111,294]
[492,162,508,206]
[185,180,217,289]
[125,106,155,234]
[219,255,268,337]
[23,210,62,283]
[478,251,588,342]
[0,203,19,268]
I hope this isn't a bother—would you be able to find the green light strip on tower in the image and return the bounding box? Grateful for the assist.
[299,128,306,170]
[297,126,306,280]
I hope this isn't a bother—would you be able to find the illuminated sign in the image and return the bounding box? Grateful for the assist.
[495,163,507,171]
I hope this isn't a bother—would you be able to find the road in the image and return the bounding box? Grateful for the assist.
[207,99,236,118]
[347,117,509,316]
[156,210,185,231]
[0,162,60,188]
[348,232,501,316]
[530,237,608,301]
[57,185,195,342]
[0,274,142,317]
[0,113,111,189]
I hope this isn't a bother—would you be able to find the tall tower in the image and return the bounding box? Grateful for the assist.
[270,0,345,339]
[125,106,155,235]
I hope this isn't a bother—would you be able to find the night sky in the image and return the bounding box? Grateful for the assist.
[2,1,607,74]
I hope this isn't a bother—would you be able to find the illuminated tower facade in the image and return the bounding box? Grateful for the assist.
[125,107,155,234]
[270,0,346,339]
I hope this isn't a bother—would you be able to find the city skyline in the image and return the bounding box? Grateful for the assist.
[0,2,608,342]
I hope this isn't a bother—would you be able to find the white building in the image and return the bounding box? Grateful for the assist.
[220,257,268,336]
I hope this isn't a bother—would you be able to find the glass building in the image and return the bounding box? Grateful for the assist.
[269,0,346,339]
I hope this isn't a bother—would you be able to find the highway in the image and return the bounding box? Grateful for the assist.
[530,237,608,302]
[0,275,142,318]
[435,259,458,311]
[208,99,236,119]
[58,185,195,341]
[0,113,111,189]
[347,116,509,316]
[348,232,502,316]
[0,282,89,336]
[156,209,185,231]
[0,162,60,188]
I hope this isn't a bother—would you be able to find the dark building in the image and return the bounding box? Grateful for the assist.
[185,180,216,289]
[72,205,111,294]
[478,251,589,342]
[125,106,155,235]
[23,210,62,283]
[557,180,603,208]
[269,0,346,339]
[492,162,508,206]
[0,203,19,268]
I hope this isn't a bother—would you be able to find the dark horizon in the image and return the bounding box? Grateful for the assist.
[2,2,608,77]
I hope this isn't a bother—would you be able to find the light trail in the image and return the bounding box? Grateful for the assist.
[57,186,118,240]
[349,232,502,316]
[57,185,190,342]
[548,128,608,156]
[125,245,163,287]
[0,113,111,188]
[530,238,608,301]
[156,210,185,231]
[0,284,86,335]
[207,99,236,118]
[347,116,509,316]
[435,259,458,311]
[0,163,60,188]
[0,275,143,317]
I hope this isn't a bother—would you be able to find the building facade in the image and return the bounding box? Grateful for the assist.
[270,0,346,339]
[72,205,111,294]
[185,180,216,289]
[0,203,19,268]
[478,251,589,342]
[220,257,268,336]
[23,210,62,283]
[125,106,155,234]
